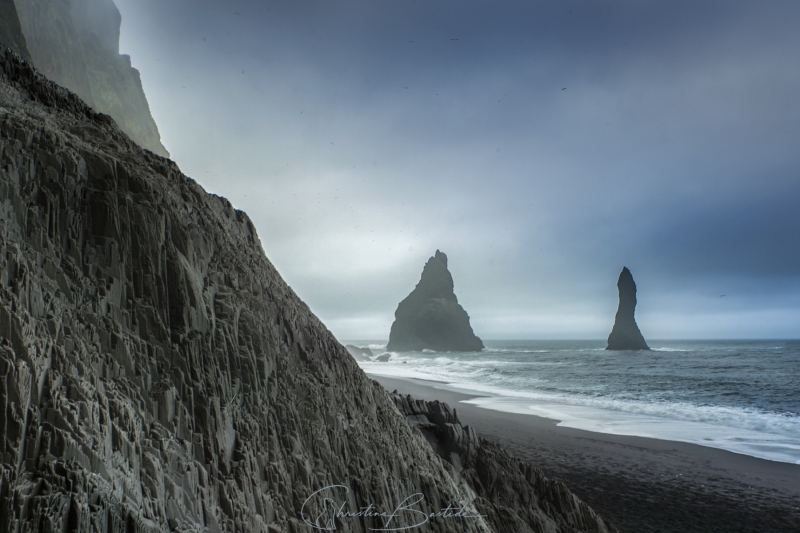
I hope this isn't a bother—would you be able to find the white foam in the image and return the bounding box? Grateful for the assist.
[360,365,800,464]
[483,348,554,354]
[359,346,800,464]
[463,395,800,464]
[366,343,388,350]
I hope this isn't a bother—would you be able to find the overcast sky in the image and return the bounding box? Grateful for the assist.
[113,0,800,340]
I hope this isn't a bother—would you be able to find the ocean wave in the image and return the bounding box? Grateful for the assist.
[360,340,800,463]
[364,361,800,437]
[463,388,800,439]
[363,362,800,448]
[484,348,553,354]
[356,363,460,382]
[464,395,800,464]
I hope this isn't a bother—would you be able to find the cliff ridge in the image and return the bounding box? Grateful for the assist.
[10,0,169,157]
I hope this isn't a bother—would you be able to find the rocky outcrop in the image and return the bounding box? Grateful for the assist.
[387,250,483,352]
[344,344,372,361]
[11,0,169,157]
[0,0,30,60]
[0,47,496,532]
[390,392,619,533]
[606,267,650,351]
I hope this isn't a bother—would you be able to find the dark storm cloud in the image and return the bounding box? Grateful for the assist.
[114,0,800,339]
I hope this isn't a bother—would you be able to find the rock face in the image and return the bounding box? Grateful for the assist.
[9,0,169,157]
[390,392,619,533]
[0,47,491,533]
[606,267,650,351]
[387,251,484,352]
[344,344,372,361]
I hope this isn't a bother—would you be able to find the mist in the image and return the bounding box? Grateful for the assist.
[113,0,800,339]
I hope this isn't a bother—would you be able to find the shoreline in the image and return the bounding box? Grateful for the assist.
[371,374,800,533]
[355,339,800,466]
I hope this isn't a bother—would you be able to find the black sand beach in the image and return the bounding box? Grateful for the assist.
[372,375,800,533]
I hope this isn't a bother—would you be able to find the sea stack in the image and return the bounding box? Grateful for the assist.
[606,267,650,350]
[387,250,484,352]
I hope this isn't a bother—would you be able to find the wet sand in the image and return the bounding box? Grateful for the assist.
[371,374,800,533]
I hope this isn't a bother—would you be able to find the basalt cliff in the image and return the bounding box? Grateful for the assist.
[2,0,168,157]
[387,251,484,352]
[0,47,614,532]
[606,267,649,351]
[390,392,618,533]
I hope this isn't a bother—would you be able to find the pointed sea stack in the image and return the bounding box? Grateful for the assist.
[387,250,484,352]
[606,267,650,350]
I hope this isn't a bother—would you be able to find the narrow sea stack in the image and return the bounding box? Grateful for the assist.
[606,267,650,350]
[387,250,483,352]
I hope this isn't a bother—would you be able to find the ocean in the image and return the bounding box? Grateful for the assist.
[351,340,800,465]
